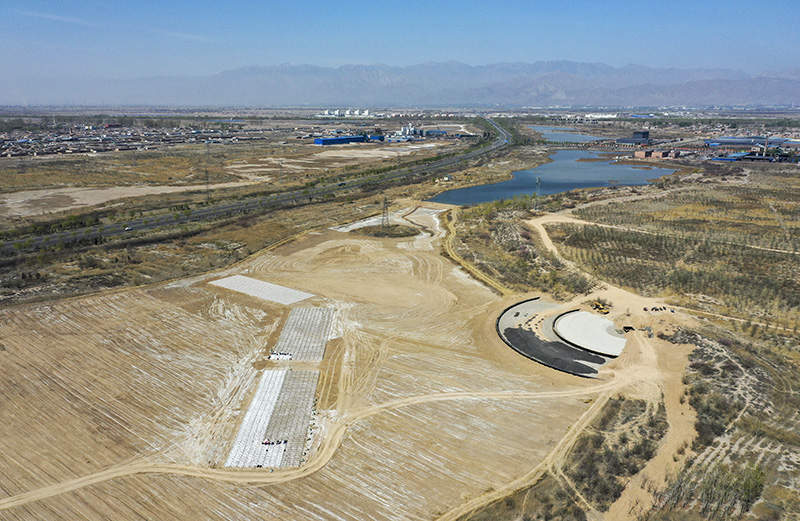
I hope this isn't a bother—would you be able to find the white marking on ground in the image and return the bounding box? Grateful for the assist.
[552,310,627,357]
[225,370,286,467]
[272,307,336,362]
[209,275,313,305]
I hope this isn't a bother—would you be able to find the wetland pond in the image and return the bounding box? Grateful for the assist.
[528,125,605,143]
[429,149,676,206]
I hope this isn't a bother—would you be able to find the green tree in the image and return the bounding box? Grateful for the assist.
[737,463,765,513]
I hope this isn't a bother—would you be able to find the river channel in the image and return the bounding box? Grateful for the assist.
[429,129,675,206]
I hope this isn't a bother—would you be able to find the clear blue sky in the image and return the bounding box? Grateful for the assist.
[1,0,798,80]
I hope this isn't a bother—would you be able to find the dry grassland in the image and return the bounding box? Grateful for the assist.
[0,201,700,520]
[0,140,728,520]
[0,144,240,191]
[559,166,800,332]
[0,139,462,225]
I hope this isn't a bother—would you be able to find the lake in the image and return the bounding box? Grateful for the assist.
[529,125,605,143]
[428,149,675,206]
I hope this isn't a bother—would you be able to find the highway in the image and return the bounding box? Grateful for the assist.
[1,118,511,254]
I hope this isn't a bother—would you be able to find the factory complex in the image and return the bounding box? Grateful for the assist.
[314,122,464,145]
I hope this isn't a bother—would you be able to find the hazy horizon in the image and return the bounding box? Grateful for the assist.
[3,0,799,80]
[3,1,800,107]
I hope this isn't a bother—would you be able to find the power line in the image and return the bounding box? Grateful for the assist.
[381,195,389,228]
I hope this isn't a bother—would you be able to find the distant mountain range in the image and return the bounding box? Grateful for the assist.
[3,61,800,107]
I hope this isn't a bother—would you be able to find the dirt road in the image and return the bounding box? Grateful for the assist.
[0,205,699,520]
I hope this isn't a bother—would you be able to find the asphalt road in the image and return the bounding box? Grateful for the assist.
[1,118,512,254]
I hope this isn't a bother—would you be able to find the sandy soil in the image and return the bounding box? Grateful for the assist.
[313,142,440,160]
[0,181,256,219]
[0,205,698,520]
[223,143,445,181]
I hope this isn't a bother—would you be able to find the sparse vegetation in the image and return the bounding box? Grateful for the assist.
[646,460,766,520]
[0,195,384,306]
[649,327,800,520]
[462,397,668,520]
[547,167,800,329]
[350,224,419,238]
[567,397,668,510]
[451,197,594,298]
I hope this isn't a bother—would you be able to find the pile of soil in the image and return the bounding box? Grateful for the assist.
[351,224,419,238]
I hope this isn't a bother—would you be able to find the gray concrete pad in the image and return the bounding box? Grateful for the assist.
[553,310,627,358]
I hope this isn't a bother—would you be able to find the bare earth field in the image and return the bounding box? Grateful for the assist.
[0,203,699,520]
[0,181,252,219]
[224,142,445,181]
[0,140,457,224]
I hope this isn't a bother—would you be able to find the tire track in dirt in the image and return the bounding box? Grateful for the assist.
[0,206,692,516]
[427,213,688,521]
[0,383,621,512]
[433,388,616,521]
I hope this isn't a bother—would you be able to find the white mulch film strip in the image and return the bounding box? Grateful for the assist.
[225,370,320,469]
[225,370,287,468]
[262,370,320,467]
[273,307,336,362]
[209,275,314,305]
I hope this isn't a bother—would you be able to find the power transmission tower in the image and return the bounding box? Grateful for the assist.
[205,141,210,204]
[381,195,390,228]
[534,176,541,212]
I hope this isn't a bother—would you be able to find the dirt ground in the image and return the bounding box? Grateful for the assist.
[0,204,698,520]
[223,142,447,181]
[0,181,256,219]
[0,140,457,222]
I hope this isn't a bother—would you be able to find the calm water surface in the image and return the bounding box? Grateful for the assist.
[429,149,675,206]
[529,125,604,143]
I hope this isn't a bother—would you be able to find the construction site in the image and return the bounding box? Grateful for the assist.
[0,111,797,520]
[0,199,707,520]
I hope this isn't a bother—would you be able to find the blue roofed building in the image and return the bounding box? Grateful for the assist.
[314,135,366,146]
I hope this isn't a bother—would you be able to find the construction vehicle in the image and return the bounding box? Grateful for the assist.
[590,300,610,314]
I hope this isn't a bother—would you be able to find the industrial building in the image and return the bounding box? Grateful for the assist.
[712,152,786,162]
[314,135,366,146]
[617,131,651,145]
[712,152,751,162]
[313,134,385,145]
[704,136,788,147]
[633,150,681,159]
[315,108,374,118]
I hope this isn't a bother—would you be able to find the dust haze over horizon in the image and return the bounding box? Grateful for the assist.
[2,0,800,106]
